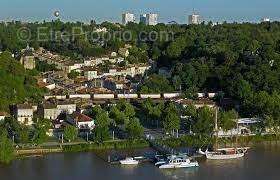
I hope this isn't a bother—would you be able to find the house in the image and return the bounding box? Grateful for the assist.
[83,67,98,80]
[20,45,35,70]
[39,100,76,120]
[20,54,36,70]
[57,101,77,114]
[103,77,126,91]
[37,81,56,90]
[72,112,95,130]
[218,118,261,137]
[0,112,7,121]
[118,48,129,57]
[15,104,34,125]
[41,103,60,120]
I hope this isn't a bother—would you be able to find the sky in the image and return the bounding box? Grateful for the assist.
[0,0,280,23]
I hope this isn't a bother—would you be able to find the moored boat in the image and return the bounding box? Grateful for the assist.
[201,108,249,160]
[205,149,244,160]
[158,155,199,169]
[119,157,139,165]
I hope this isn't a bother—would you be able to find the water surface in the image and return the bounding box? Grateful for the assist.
[0,144,279,180]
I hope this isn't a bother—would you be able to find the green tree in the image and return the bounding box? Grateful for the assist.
[193,107,215,135]
[64,125,78,142]
[94,109,110,142]
[33,119,52,144]
[0,129,14,164]
[219,110,238,131]
[163,102,180,135]
[125,117,144,140]
[67,70,80,79]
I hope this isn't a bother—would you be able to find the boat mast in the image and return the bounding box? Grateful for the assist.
[214,107,219,151]
[235,121,239,151]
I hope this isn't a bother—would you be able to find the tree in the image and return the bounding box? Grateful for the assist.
[67,70,80,79]
[109,106,126,125]
[93,109,110,142]
[265,115,280,137]
[110,100,135,125]
[219,110,238,131]
[184,104,197,118]
[63,125,78,142]
[193,107,215,135]
[0,129,14,164]
[163,102,180,135]
[18,126,30,144]
[140,74,174,93]
[32,118,52,144]
[125,117,144,140]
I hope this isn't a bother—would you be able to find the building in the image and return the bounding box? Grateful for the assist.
[188,13,200,25]
[83,67,98,80]
[20,45,36,70]
[57,101,77,114]
[218,118,261,137]
[262,18,270,23]
[140,14,147,24]
[72,112,95,130]
[118,48,130,57]
[41,103,60,120]
[103,77,126,91]
[0,112,7,121]
[122,13,135,25]
[20,53,35,70]
[40,101,77,120]
[146,13,158,25]
[15,104,34,125]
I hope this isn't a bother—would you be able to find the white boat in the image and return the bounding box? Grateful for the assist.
[204,149,245,160]
[119,157,139,165]
[154,155,166,166]
[158,155,199,169]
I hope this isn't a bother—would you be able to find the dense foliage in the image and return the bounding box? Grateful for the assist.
[0,51,44,111]
[0,128,14,164]
[0,20,280,133]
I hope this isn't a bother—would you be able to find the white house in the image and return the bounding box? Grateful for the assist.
[84,67,98,80]
[72,112,95,130]
[15,104,34,125]
[42,103,60,120]
[57,101,76,114]
[0,112,7,121]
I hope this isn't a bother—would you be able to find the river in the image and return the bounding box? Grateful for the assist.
[0,143,279,180]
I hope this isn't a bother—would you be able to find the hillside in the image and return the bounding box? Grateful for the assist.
[0,51,44,111]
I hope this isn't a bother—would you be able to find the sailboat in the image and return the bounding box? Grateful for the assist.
[199,108,248,160]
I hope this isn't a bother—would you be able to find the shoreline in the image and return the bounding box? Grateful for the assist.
[13,135,280,160]
[15,139,149,157]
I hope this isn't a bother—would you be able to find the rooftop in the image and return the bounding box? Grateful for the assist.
[73,112,93,122]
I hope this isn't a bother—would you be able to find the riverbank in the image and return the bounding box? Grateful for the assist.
[158,134,280,149]
[62,139,149,152]
[14,139,149,155]
[10,134,280,162]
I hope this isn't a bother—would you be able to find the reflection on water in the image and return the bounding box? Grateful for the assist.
[160,167,199,180]
[204,157,244,167]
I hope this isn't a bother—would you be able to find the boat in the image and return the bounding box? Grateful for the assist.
[154,155,166,166]
[119,157,139,165]
[204,149,245,160]
[158,155,199,169]
[201,107,249,160]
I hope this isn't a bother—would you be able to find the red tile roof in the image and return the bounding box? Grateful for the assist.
[73,113,93,122]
